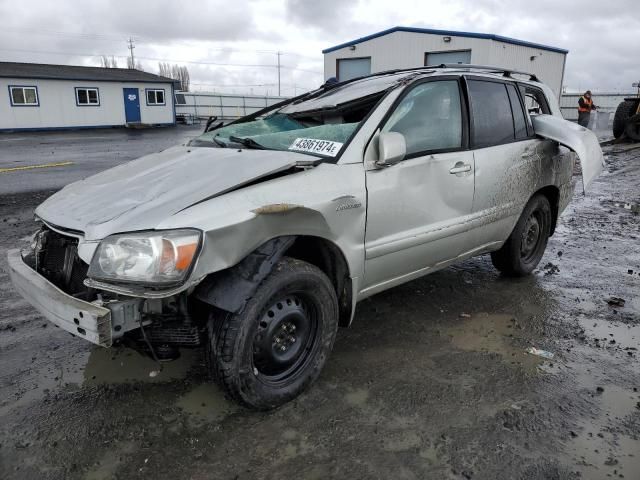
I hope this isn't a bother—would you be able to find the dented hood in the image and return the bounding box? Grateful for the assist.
[532,114,604,192]
[36,145,303,240]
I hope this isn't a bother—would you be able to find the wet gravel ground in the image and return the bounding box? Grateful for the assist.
[0,142,639,480]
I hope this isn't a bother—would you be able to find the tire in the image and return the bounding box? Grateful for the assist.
[206,257,338,410]
[491,194,552,277]
[613,100,638,139]
[625,113,640,142]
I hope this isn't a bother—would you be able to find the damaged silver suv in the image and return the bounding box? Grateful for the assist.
[8,65,603,409]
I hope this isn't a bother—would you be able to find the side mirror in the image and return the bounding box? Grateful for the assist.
[376,132,406,167]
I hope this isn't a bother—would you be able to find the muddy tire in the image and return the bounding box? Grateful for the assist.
[491,194,552,277]
[206,257,338,410]
[613,100,638,139]
[625,113,640,142]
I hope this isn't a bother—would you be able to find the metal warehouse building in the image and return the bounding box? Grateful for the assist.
[0,62,176,132]
[323,27,568,98]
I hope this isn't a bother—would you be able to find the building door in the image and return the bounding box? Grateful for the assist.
[425,50,472,66]
[337,57,371,81]
[123,88,141,123]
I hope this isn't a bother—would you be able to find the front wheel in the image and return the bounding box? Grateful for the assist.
[206,257,339,410]
[491,194,552,277]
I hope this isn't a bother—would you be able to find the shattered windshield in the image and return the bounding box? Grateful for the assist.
[193,115,358,158]
[189,73,409,158]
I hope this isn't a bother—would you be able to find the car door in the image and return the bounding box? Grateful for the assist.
[465,78,542,248]
[362,78,475,293]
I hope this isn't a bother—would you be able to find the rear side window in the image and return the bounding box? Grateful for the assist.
[506,84,529,139]
[519,85,551,116]
[468,80,514,148]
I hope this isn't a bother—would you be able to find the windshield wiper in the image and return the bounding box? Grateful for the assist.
[212,136,227,148]
[229,136,268,150]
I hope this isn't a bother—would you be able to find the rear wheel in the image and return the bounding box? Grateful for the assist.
[613,100,639,139]
[491,194,552,277]
[206,257,338,410]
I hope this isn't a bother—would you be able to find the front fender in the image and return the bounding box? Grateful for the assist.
[193,236,295,312]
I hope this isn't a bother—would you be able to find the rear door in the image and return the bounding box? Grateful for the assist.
[363,79,475,290]
[466,78,541,247]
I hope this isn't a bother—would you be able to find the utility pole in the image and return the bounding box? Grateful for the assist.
[127,37,135,69]
[276,51,282,96]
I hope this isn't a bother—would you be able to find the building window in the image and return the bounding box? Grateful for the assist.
[146,89,165,105]
[75,87,100,106]
[9,86,39,106]
[174,93,186,105]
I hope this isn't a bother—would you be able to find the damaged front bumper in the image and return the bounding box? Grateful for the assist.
[7,248,113,347]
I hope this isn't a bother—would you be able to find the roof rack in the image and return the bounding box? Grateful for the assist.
[427,64,539,82]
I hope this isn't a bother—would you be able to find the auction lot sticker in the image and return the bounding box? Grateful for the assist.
[289,138,344,157]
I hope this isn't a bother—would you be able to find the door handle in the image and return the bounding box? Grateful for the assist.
[449,163,472,174]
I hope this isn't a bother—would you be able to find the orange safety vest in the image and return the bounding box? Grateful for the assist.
[578,96,593,113]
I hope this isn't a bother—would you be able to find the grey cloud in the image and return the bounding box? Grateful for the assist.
[0,0,259,44]
[1,0,638,93]
[285,0,362,34]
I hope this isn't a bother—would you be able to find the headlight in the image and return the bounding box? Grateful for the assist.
[88,229,201,285]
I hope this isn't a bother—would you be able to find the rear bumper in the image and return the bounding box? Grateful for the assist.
[7,248,112,347]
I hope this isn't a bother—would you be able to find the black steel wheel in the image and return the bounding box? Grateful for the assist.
[207,257,338,410]
[252,294,319,382]
[491,194,552,277]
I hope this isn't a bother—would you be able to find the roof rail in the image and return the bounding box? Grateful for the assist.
[427,64,539,82]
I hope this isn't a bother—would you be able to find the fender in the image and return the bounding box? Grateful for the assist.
[532,114,604,192]
[193,236,295,313]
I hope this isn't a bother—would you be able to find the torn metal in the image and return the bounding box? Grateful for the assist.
[532,114,605,192]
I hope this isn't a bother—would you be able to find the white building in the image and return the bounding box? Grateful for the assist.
[323,27,568,98]
[0,62,177,132]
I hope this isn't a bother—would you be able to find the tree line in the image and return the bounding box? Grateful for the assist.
[100,56,190,91]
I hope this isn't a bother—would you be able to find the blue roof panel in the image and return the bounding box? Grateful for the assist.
[322,26,569,55]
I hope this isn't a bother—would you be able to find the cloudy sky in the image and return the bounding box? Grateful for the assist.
[1,0,638,95]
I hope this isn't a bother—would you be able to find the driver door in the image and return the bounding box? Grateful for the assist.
[362,79,475,293]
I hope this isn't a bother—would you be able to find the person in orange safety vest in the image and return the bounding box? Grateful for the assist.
[578,90,598,128]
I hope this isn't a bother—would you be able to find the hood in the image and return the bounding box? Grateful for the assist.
[36,145,304,240]
[532,114,604,192]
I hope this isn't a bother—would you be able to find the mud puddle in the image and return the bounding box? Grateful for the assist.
[578,316,640,353]
[175,383,237,426]
[83,346,198,385]
[566,383,640,479]
[445,312,548,371]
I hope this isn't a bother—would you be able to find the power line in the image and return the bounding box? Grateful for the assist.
[0,47,323,74]
[0,27,320,60]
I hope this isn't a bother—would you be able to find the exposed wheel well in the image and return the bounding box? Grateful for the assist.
[535,185,560,235]
[285,236,353,327]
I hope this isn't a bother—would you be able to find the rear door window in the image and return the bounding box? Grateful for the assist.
[519,85,551,116]
[468,80,514,148]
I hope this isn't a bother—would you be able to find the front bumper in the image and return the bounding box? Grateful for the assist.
[7,248,112,347]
